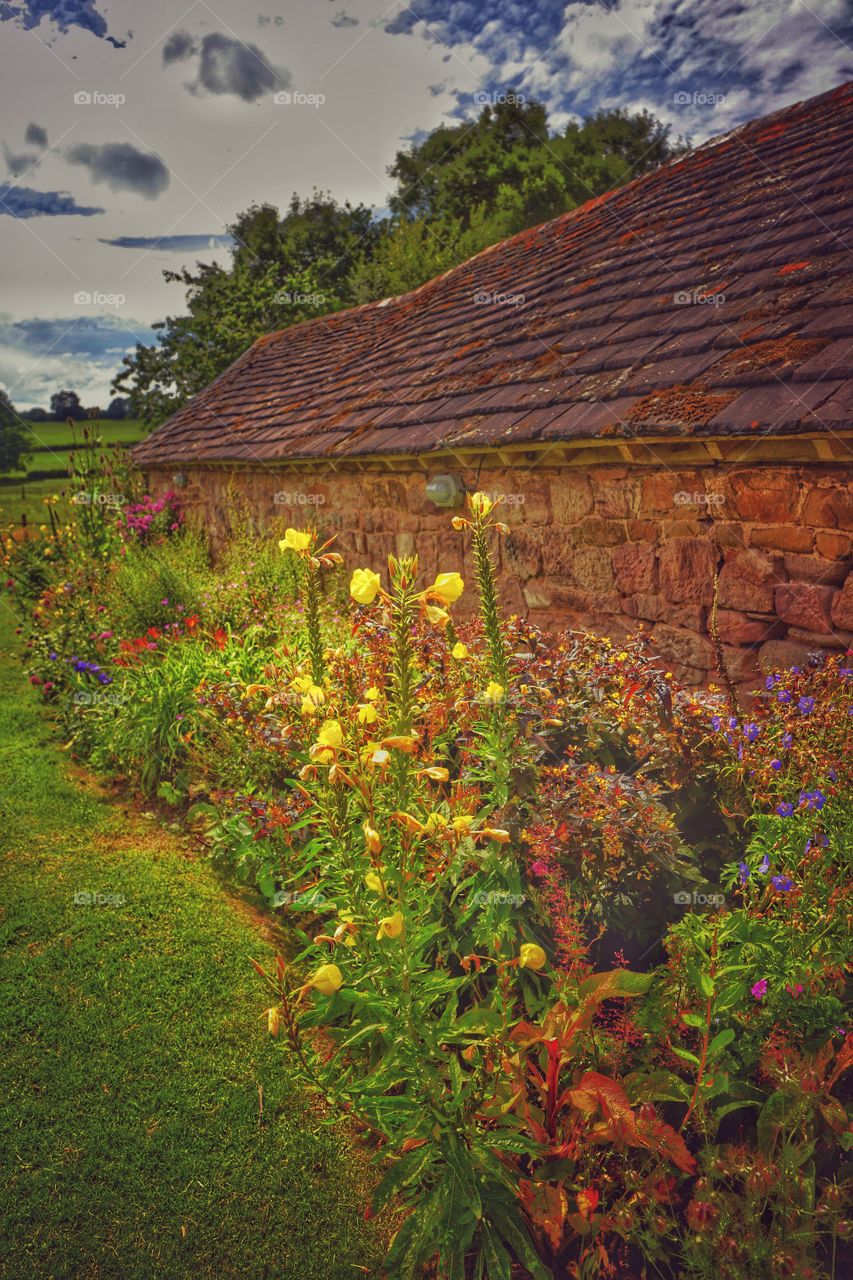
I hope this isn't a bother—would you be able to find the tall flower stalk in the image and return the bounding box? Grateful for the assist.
[454,492,509,687]
[279,527,342,685]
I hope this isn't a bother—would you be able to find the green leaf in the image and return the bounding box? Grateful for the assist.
[672,1047,701,1067]
[372,1143,435,1213]
[699,972,715,998]
[707,1028,736,1058]
[681,1012,705,1029]
[578,969,654,1002]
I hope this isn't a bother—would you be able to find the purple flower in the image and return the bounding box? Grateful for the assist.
[771,759,782,771]
[710,715,721,731]
[738,861,750,885]
[776,802,794,817]
[758,854,770,874]
[765,673,779,690]
[778,690,792,703]
[751,979,768,1000]
[48,652,57,661]
[771,875,794,892]
[782,732,794,749]
[744,722,760,742]
[798,696,815,715]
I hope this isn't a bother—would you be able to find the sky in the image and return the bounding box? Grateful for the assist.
[0,0,852,409]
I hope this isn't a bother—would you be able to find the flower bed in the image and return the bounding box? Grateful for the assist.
[3,484,851,1280]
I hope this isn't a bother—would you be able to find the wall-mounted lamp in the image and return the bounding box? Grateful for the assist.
[425,474,464,508]
[172,472,187,488]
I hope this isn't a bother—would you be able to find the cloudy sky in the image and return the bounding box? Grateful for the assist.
[1,0,851,408]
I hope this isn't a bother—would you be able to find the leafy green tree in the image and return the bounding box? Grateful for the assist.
[0,391,30,473]
[50,389,82,421]
[113,195,378,423]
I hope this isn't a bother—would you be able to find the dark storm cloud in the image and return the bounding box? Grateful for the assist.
[162,29,196,65]
[100,234,234,251]
[0,183,104,216]
[65,142,169,199]
[0,0,126,46]
[25,122,48,148]
[0,313,143,358]
[163,29,289,102]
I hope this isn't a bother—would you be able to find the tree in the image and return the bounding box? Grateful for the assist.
[113,194,379,422]
[0,391,30,473]
[105,397,130,420]
[50,389,82,421]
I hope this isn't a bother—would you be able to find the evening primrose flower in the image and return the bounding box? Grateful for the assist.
[429,572,464,605]
[470,492,493,516]
[364,686,380,701]
[451,642,468,660]
[424,604,451,628]
[300,686,326,715]
[519,943,547,971]
[483,681,505,704]
[279,528,311,553]
[350,568,381,605]
[357,702,378,725]
[310,963,343,996]
[376,910,404,941]
[312,719,343,760]
[364,870,386,895]
[363,820,382,856]
[451,815,474,834]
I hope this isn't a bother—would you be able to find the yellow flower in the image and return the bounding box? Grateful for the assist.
[478,827,511,843]
[317,719,343,749]
[430,571,464,605]
[267,1007,281,1036]
[470,492,493,516]
[424,604,451,629]
[364,869,385,895]
[425,812,448,833]
[350,567,381,605]
[451,642,468,660]
[357,702,378,725]
[452,815,474,834]
[376,910,404,941]
[363,820,382,856]
[483,681,505,704]
[300,688,326,716]
[367,747,391,769]
[364,686,380,701]
[291,674,315,693]
[279,528,311,553]
[417,766,449,782]
[380,734,419,753]
[310,963,343,995]
[519,943,547,972]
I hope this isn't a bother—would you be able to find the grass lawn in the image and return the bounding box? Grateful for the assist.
[0,420,148,528]
[0,602,383,1280]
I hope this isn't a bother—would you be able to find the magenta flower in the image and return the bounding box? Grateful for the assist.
[751,979,768,1000]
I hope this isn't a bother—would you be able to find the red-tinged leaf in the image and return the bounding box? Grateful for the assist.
[576,1188,599,1220]
[520,1180,568,1251]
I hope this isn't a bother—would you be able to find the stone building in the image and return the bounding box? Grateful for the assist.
[133,82,853,686]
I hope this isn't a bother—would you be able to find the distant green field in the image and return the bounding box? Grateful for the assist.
[0,420,148,529]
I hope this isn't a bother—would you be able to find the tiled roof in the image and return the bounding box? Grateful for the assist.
[133,81,853,469]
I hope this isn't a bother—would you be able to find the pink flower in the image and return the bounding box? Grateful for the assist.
[785,983,804,998]
[751,979,768,1000]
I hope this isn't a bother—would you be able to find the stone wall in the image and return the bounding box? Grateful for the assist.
[145,458,853,687]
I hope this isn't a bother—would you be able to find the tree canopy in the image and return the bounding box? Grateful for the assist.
[114,99,684,423]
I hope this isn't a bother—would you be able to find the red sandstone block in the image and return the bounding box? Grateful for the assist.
[717,549,783,612]
[750,525,815,553]
[774,581,835,633]
[782,553,848,586]
[831,575,853,630]
[658,537,718,605]
[729,471,801,522]
[612,541,656,593]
